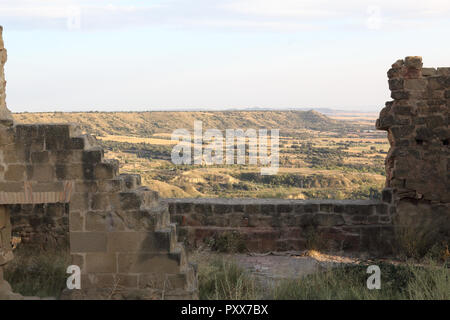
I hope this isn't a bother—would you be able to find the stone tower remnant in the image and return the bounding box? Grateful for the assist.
[0,26,197,300]
[377,56,449,246]
[0,26,13,127]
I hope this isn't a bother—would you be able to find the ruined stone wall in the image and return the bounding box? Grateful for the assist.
[0,26,197,299]
[9,203,69,249]
[0,26,13,126]
[376,56,449,248]
[377,56,449,202]
[166,194,395,254]
[167,57,449,256]
[0,123,197,299]
[0,22,448,300]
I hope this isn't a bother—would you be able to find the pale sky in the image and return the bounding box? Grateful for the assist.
[1,0,449,112]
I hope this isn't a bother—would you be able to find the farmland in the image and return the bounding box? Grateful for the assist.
[13,109,388,200]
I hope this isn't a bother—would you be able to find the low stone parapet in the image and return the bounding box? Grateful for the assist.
[165,196,395,255]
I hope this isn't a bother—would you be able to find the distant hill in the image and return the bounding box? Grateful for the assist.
[13,110,355,137]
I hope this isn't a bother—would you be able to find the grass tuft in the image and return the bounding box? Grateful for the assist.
[4,246,70,298]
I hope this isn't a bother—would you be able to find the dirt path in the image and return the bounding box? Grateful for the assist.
[191,249,362,286]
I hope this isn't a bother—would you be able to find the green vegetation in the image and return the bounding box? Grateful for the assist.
[198,257,449,300]
[5,242,448,299]
[14,110,388,200]
[4,247,70,298]
[208,232,248,253]
[199,258,260,300]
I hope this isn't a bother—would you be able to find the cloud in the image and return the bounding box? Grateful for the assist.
[0,0,449,31]
[223,0,450,18]
[0,0,166,30]
[222,0,342,18]
[222,0,450,30]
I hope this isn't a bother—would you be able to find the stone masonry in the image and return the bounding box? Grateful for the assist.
[167,197,394,254]
[168,57,449,255]
[0,24,448,300]
[0,27,197,300]
[0,26,13,127]
[376,56,449,246]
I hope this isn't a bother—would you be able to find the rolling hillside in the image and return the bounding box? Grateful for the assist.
[13,110,357,137]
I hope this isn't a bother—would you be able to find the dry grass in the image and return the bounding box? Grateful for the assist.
[4,246,70,298]
[196,254,449,300]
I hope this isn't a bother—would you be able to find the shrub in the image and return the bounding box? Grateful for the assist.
[4,247,70,298]
[210,232,247,253]
[198,258,260,300]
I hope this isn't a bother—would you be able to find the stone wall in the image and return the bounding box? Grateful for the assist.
[377,56,449,203]
[0,27,197,300]
[166,194,395,254]
[9,203,69,249]
[0,26,13,126]
[376,56,449,249]
[0,21,448,300]
[166,56,449,256]
[0,123,197,299]
[0,26,18,300]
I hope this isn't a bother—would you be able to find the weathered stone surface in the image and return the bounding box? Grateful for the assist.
[1,26,448,300]
[0,26,197,300]
[377,57,449,204]
[0,27,13,127]
[166,199,391,252]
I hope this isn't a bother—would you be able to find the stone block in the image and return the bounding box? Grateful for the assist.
[422,68,437,77]
[4,165,25,181]
[118,253,181,274]
[26,164,55,182]
[176,202,192,214]
[404,79,427,91]
[374,203,388,215]
[388,79,403,91]
[276,204,293,214]
[70,193,89,211]
[107,231,171,253]
[119,192,141,211]
[244,204,260,214]
[116,274,138,288]
[94,163,115,180]
[0,206,9,229]
[70,137,85,150]
[30,151,49,164]
[71,253,85,271]
[213,204,232,214]
[107,232,141,252]
[344,204,372,215]
[391,90,409,100]
[0,182,23,192]
[404,56,422,69]
[43,125,71,150]
[381,188,393,204]
[90,193,110,211]
[69,211,84,232]
[313,213,345,227]
[85,253,117,273]
[319,203,334,213]
[74,181,98,193]
[303,203,319,213]
[70,232,107,252]
[193,203,212,215]
[260,204,276,215]
[168,203,176,214]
